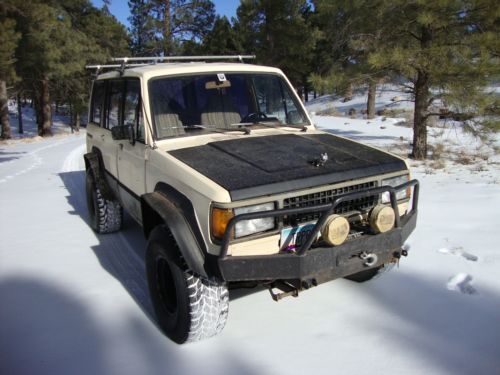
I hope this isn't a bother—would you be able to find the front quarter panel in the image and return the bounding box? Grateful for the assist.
[146,146,231,255]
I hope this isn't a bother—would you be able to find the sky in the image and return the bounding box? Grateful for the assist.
[91,0,240,28]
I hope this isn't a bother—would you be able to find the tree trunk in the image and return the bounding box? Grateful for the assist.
[343,83,353,102]
[162,0,172,55]
[367,80,376,119]
[0,80,12,139]
[17,93,23,134]
[39,77,52,137]
[297,87,304,102]
[75,112,80,132]
[412,70,429,159]
[69,103,74,133]
[303,76,309,102]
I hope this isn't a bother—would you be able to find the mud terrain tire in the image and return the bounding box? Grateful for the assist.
[146,225,229,344]
[85,169,123,233]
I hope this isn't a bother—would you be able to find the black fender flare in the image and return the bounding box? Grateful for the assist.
[141,190,208,277]
[83,151,116,201]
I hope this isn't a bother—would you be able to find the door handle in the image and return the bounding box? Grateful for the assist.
[119,143,124,150]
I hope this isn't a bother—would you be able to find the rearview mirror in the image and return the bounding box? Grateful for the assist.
[205,80,231,89]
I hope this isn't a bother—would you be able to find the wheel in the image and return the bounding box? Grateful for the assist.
[85,169,123,233]
[146,225,229,344]
[344,263,394,283]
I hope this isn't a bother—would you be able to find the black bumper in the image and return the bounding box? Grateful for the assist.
[217,180,419,283]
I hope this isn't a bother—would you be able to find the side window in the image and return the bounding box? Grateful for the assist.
[123,80,144,142]
[90,80,105,125]
[106,80,124,129]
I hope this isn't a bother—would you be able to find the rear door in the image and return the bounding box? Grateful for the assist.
[116,79,146,223]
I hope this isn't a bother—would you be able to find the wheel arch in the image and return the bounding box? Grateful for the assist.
[83,149,116,201]
[141,184,211,278]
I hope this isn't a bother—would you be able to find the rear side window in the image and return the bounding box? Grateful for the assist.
[90,80,105,125]
[107,80,124,129]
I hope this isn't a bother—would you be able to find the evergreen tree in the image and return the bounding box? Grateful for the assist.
[0,12,21,139]
[311,0,390,117]
[129,0,216,55]
[57,0,129,129]
[12,1,88,136]
[201,16,243,55]
[128,0,157,55]
[314,0,500,159]
[156,0,216,55]
[8,0,128,136]
[376,0,498,158]
[235,0,318,93]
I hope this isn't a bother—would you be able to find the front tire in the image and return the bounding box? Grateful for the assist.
[146,226,229,344]
[85,169,123,233]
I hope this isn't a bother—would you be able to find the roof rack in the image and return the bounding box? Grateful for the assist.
[85,55,256,73]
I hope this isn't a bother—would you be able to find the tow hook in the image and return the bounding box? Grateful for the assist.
[360,252,378,267]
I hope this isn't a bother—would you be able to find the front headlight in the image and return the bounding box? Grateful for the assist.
[211,203,275,240]
[234,203,275,238]
[381,174,410,203]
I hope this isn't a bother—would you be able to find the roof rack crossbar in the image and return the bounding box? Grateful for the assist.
[85,55,256,73]
[85,63,148,70]
[110,55,256,63]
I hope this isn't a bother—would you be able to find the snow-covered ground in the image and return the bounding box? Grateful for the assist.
[1,93,499,374]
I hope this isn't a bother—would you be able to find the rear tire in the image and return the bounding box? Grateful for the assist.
[146,225,229,344]
[85,169,122,233]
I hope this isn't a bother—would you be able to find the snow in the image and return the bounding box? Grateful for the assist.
[1,91,500,374]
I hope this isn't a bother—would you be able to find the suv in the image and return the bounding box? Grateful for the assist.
[84,56,419,344]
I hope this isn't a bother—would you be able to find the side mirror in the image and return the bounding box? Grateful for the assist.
[111,125,132,141]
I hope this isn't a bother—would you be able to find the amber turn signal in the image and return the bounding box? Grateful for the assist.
[211,207,234,240]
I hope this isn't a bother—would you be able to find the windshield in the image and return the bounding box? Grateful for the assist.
[148,72,310,139]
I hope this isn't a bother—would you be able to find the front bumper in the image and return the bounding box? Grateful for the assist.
[218,180,419,283]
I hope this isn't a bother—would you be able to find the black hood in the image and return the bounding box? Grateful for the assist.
[169,133,406,200]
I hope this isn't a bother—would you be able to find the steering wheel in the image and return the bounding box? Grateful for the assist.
[243,111,268,122]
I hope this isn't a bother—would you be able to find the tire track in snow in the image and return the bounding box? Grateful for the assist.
[60,142,152,315]
[0,138,73,184]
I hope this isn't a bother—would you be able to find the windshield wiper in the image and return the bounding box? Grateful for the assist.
[231,120,308,132]
[186,124,250,135]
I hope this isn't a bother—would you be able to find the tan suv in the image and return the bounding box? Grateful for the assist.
[84,56,419,344]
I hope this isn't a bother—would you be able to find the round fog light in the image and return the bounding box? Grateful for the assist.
[321,215,350,246]
[370,205,395,233]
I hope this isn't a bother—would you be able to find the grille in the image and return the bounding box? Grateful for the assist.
[283,181,378,225]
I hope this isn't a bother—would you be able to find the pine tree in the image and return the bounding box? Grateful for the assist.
[235,0,318,91]
[14,2,89,135]
[310,0,388,118]
[58,1,129,129]
[0,14,21,139]
[200,16,243,55]
[128,0,157,55]
[129,0,216,56]
[364,0,498,159]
